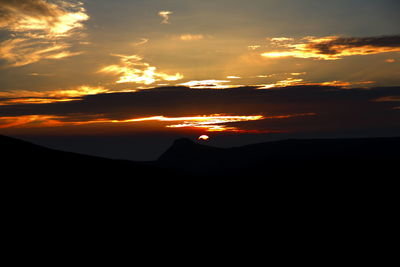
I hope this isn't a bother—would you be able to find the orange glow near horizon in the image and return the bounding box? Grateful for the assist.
[0,115,64,129]
[0,114,265,132]
[0,113,318,132]
[106,115,266,132]
[257,78,375,89]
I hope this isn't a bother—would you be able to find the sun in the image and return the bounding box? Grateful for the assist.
[198,135,210,141]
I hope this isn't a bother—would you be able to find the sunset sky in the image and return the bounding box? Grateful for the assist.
[0,0,399,159]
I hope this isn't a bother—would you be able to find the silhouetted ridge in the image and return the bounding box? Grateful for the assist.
[158,138,223,169]
[0,135,180,178]
[3,134,400,178]
[157,136,400,176]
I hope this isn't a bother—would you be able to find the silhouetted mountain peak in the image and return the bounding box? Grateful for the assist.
[158,138,222,163]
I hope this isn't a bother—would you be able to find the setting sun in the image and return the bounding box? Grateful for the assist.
[198,135,210,141]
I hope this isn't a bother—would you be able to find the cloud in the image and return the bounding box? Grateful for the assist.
[257,78,375,89]
[158,10,173,24]
[0,115,64,129]
[269,37,294,43]
[0,0,89,36]
[131,38,149,46]
[179,34,204,41]
[76,114,269,133]
[1,85,399,135]
[99,54,184,85]
[262,35,400,60]
[373,96,400,102]
[0,0,89,66]
[248,45,261,50]
[178,80,241,89]
[0,86,110,105]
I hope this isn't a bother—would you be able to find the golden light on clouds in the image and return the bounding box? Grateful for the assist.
[0,113,265,133]
[0,115,64,129]
[248,45,261,50]
[0,38,81,67]
[257,78,375,89]
[0,0,88,36]
[258,78,306,89]
[269,37,294,43]
[81,114,265,133]
[262,36,400,60]
[0,86,109,105]
[0,112,320,134]
[162,115,265,132]
[179,80,241,89]
[179,34,204,41]
[0,0,89,67]
[100,54,184,85]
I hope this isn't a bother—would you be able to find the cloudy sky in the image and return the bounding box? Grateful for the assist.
[0,0,399,158]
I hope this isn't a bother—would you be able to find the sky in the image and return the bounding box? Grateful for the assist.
[0,0,399,160]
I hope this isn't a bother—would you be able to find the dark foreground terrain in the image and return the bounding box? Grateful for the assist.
[158,137,400,176]
[3,134,400,178]
[2,134,399,200]
[2,134,398,244]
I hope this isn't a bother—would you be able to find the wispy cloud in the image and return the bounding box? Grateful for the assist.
[262,35,400,60]
[269,37,294,43]
[179,34,204,41]
[99,54,184,85]
[158,10,173,24]
[257,78,375,89]
[179,80,239,89]
[131,38,149,46]
[0,86,110,105]
[373,96,400,102]
[0,0,89,67]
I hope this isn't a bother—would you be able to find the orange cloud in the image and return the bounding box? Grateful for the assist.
[0,115,64,129]
[0,0,88,36]
[373,96,400,102]
[0,86,109,105]
[179,34,204,41]
[0,112,319,133]
[178,80,243,89]
[71,115,265,132]
[262,35,400,60]
[257,78,375,89]
[100,54,184,85]
[269,37,294,43]
[0,0,89,66]
[248,45,261,50]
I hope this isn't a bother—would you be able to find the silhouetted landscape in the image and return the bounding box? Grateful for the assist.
[3,134,399,178]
